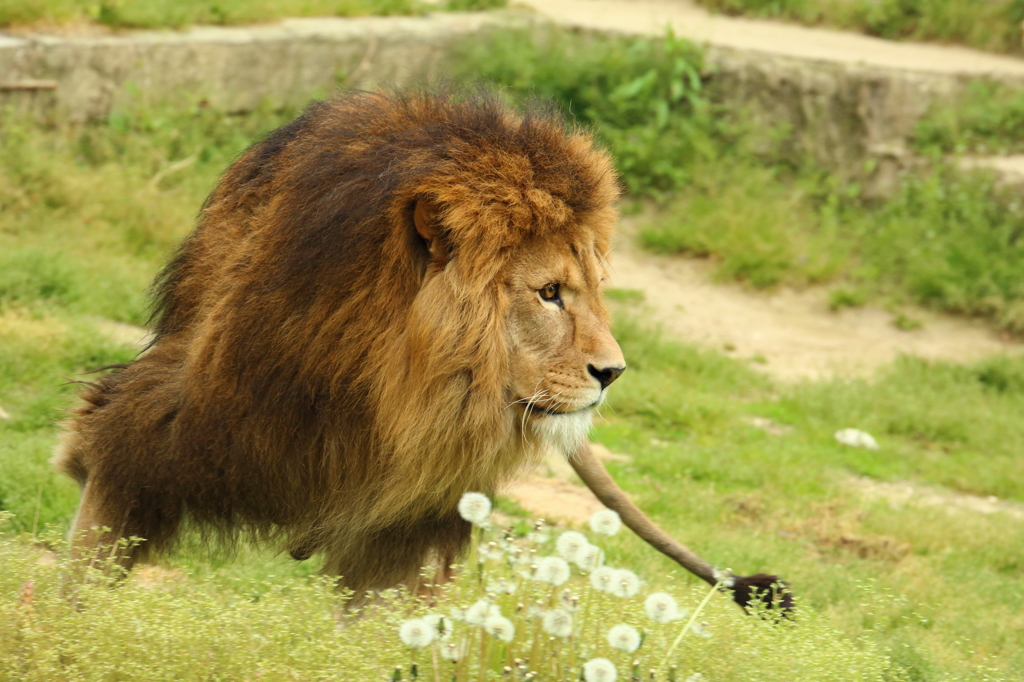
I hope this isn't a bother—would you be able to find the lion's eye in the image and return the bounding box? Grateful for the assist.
[539,283,561,304]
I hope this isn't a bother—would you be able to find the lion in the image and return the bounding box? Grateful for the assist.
[55,89,789,610]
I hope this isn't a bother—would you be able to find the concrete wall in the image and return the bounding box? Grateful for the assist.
[0,13,502,123]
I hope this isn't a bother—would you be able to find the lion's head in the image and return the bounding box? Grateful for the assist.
[58,89,624,594]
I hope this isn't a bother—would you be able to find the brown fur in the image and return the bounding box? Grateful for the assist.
[54,89,623,596]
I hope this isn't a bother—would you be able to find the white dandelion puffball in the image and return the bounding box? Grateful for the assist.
[576,542,604,571]
[834,428,879,450]
[583,657,618,682]
[485,577,518,595]
[610,568,641,598]
[589,565,617,592]
[542,609,574,638]
[607,623,642,653]
[465,599,500,626]
[398,618,435,648]
[589,508,622,536]
[690,621,712,639]
[484,614,516,642]
[423,613,453,641]
[534,556,571,586]
[556,531,590,563]
[644,592,681,623]
[457,491,492,525]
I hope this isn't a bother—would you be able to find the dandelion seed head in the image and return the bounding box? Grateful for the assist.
[465,599,500,626]
[575,542,604,571]
[555,531,589,563]
[457,492,492,525]
[485,577,518,594]
[484,614,516,642]
[610,568,641,598]
[690,621,712,639]
[607,623,642,653]
[583,657,618,682]
[541,609,574,638]
[643,592,681,623]
[534,556,571,586]
[589,566,617,593]
[589,509,622,536]
[398,618,435,648]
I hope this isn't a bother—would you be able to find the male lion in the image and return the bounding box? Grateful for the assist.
[56,90,788,609]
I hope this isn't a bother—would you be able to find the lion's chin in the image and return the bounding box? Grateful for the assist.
[531,409,594,457]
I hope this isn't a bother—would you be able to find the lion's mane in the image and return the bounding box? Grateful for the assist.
[55,90,619,593]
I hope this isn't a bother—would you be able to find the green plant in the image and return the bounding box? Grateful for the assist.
[453,28,723,199]
[914,79,1024,155]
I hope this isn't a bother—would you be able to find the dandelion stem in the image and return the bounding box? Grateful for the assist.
[659,581,722,670]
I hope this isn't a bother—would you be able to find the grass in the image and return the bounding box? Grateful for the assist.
[0,0,507,30]
[0,28,1022,680]
[913,79,1024,156]
[692,0,1024,55]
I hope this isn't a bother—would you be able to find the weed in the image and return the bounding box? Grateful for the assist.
[829,287,866,311]
[914,79,1024,155]
[452,28,723,200]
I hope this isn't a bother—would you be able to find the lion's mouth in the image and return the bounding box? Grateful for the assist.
[525,397,602,417]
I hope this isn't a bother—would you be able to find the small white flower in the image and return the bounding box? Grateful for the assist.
[607,623,641,653]
[583,657,618,682]
[589,566,617,592]
[423,613,453,641]
[465,599,500,626]
[555,531,590,563]
[575,543,604,571]
[485,577,518,595]
[527,531,551,544]
[398,618,435,648]
[834,428,879,450]
[457,492,492,525]
[690,621,712,639]
[484,614,515,642]
[712,568,736,589]
[643,592,681,623]
[541,609,574,638]
[589,509,622,536]
[534,556,571,586]
[610,568,640,598]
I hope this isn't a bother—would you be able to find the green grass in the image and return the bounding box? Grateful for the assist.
[0,0,507,30]
[914,79,1024,156]
[693,0,1024,55]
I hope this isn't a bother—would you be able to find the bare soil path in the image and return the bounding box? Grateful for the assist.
[608,222,1019,381]
[517,0,1024,77]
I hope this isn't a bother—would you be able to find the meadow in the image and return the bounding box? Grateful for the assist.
[2,27,1023,681]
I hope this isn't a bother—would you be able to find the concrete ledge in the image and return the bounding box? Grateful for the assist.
[0,12,503,122]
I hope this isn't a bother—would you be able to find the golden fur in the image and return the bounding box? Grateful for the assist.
[54,89,624,596]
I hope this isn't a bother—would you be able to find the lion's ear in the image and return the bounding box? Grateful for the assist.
[413,199,450,269]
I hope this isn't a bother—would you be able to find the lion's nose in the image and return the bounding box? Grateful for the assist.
[588,364,626,389]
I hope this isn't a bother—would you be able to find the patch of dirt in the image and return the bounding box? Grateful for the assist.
[851,476,1024,521]
[609,223,1019,380]
[504,442,629,524]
